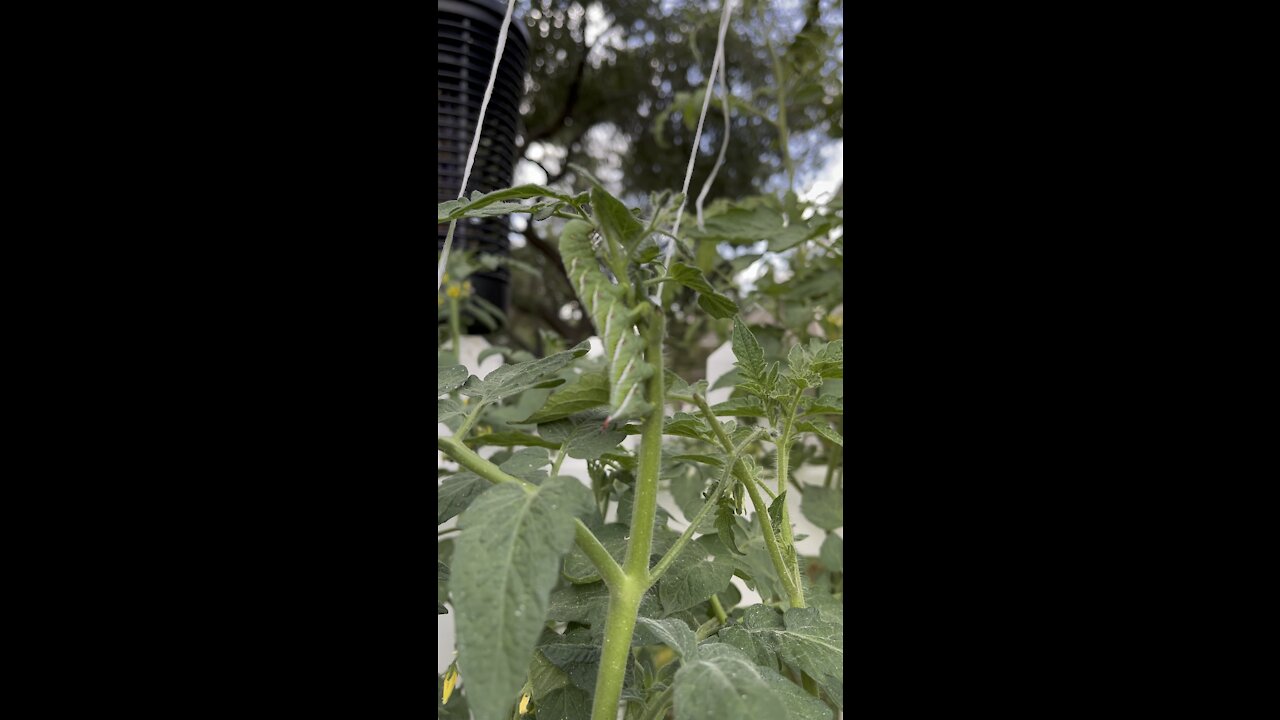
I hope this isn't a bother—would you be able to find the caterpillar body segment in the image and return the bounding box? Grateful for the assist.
[559,220,655,426]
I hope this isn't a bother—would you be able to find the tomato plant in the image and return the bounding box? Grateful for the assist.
[438,174,842,720]
[438,2,842,718]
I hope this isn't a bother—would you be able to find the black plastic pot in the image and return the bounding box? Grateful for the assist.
[438,0,530,334]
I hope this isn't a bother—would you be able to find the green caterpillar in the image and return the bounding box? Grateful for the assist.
[559,219,653,427]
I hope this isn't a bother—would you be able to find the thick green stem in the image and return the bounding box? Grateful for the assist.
[622,313,666,577]
[437,436,626,589]
[693,394,805,608]
[775,389,806,590]
[591,310,666,720]
[590,580,643,720]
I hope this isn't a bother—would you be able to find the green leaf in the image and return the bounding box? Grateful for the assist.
[498,447,552,485]
[775,607,844,708]
[804,395,844,416]
[438,561,451,614]
[711,620,836,719]
[783,344,824,390]
[547,582,661,636]
[808,339,843,379]
[673,642,788,720]
[658,535,736,615]
[718,604,781,665]
[803,582,844,626]
[670,468,711,517]
[523,372,610,424]
[663,412,713,441]
[449,199,551,220]
[437,199,465,224]
[820,533,843,573]
[478,345,534,365]
[696,291,738,320]
[671,453,725,467]
[668,469,716,534]
[438,471,488,525]
[632,233,662,263]
[708,397,767,417]
[716,503,746,555]
[452,476,595,720]
[667,262,738,319]
[528,651,592,719]
[732,318,766,381]
[800,487,843,530]
[767,492,788,539]
[796,420,843,447]
[766,225,823,253]
[733,518,791,602]
[460,341,590,407]
[438,397,466,424]
[438,365,469,396]
[547,582,612,625]
[757,665,836,720]
[687,205,811,249]
[591,185,645,251]
[438,184,574,223]
[717,580,743,612]
[633,616,698,659]
[539,410,626,460]
[539,642,603,693]
[717,605,844,710]
[464,431,560,450]
[710,368,741,390]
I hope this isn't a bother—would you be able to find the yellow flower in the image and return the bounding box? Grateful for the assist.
[519,692,532,714]
[442,273,449,283]
[446,284,462,299]
[462,280,473,295]
[442,664,459,705]
[438,295,445,307]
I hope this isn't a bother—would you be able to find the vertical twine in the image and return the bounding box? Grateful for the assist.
[667,0,736,264]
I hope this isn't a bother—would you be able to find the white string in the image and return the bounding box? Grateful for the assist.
[667,0,736,259]
[438,0,519,294]
[695,41,732,229]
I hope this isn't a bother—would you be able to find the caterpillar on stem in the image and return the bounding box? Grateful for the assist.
[559,219,654,427]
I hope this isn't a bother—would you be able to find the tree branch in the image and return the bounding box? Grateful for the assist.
[526,31,594,144]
